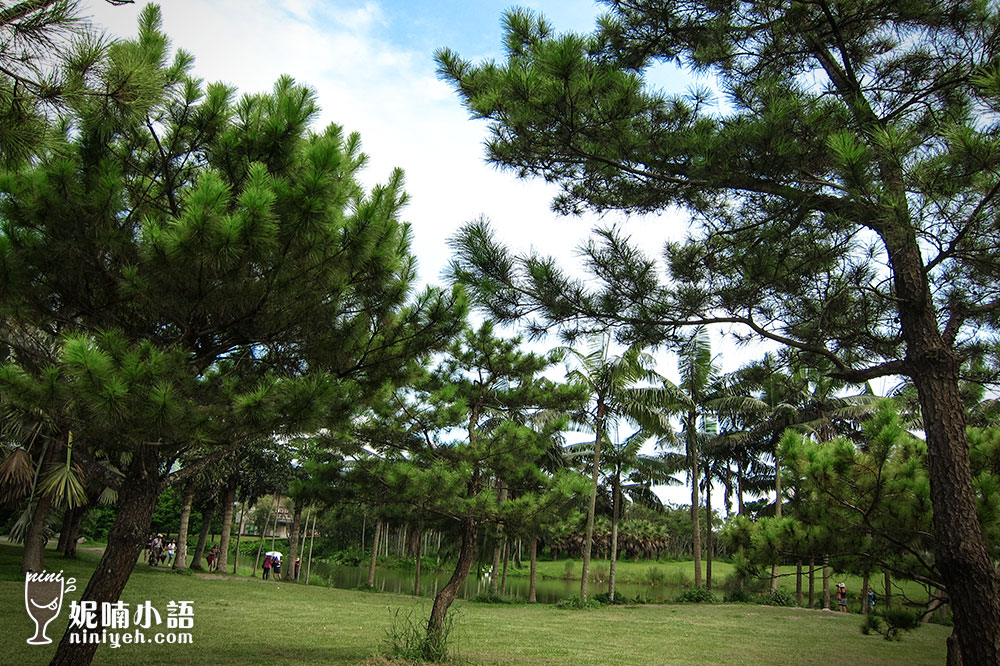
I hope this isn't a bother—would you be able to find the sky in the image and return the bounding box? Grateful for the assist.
[80,0,750,507]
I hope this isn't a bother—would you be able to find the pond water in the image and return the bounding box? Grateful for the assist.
[311,561,684,604]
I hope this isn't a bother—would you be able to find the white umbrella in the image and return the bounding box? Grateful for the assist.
[265,551,282,560]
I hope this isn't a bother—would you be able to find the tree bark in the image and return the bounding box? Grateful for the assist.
[687,408,702,588]
[233,501,246,574]
[808,557,815,608]
[822,557,831,610]
[796,560,803,607]
[581,401,605,600]
[50,448,161,666]
[57,507,74,553]
[21,492,53,573]
[769,451,782,592]
[216,476,237,573]
[62,505,85,558]
[367,518,382,585]
[286,501,302,580]
[528,533,538,603]
[610,470,620,601]
[884,569,892,610]
[704,470,713,591]
[173,478,196,569]
[427,517,477,638]
[190,503,213,570]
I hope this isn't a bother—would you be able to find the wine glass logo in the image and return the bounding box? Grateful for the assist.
[24,571,75,645]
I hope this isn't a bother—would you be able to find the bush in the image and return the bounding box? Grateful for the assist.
[645,566,665,584]
[382,608,455,663]
[674,587,717,603]
[757,588,795,607]
[862,608,922,641]
[355,582,382,593]
[556,594,602,610]
[723,588,754,603]
[593,592,629,605]
[469,592,517,604]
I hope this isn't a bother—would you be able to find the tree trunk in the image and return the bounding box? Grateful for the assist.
[885,201,1000,663]
[305,513,316,585]
[190,504,213,570]
[368,518,382,585]
[610,470,620,602]
[796,560,803,607]
[57,506,74,553]
[769,451,782,592]
[62,505,85,558]
[808,557,815,608]
[529,533,538,603]
[490,486,507,593]
[427,517,477,639]
[216,478,237,573]
[736,457,746,516]
[21,492,54,574]
[581,401,605,601]
[50,448,161,666]
[173,479,196,569]
[822,556,831,610]
[687,408,702,588]
[705,470,713,591]
[501,540,510,595]
[410,522,422,595]
[862,570,871,615]
[884,569,892,610]
[286,501,302,580]
[233,501,246,575]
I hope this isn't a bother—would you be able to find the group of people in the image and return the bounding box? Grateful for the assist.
[261,554,302,581]
[145,533,222,571]
[835,582,876,611]
[145,534,177,566]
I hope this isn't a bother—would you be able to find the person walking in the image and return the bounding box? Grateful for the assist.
[262,554,272,580]
[836,583,848,611]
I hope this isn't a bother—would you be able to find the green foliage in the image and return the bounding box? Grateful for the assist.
[862,608,922,641]
[381,608,455,663]
[556,594,602,610]
[757,589,794,607]
[469,592,519,604]
[355,582,382,593]
[723,588,754,604]
[674,587,717,604]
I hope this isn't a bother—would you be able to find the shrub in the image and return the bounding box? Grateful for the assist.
[645,566,665,584]
[675,587,717,603]
[757,589,795,607]
[355,582,382,593]
[593,592,629,605]
[556,594,602,609]
[862,608,922,641]
[382,608,456,663]
[469,592,517,604]
[723,588,754,603]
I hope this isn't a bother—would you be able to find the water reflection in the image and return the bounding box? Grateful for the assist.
[312,562,680,604]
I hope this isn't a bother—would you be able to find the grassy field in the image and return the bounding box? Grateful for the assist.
[1,543,948,665]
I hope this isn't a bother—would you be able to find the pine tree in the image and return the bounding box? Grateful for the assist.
[0,7,463,665]
[439,3,1000,661]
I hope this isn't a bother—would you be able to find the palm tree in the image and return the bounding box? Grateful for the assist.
[566,429,681,601]
[559,335,678,600]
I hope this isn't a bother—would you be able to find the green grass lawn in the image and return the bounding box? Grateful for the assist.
[1,543,948,665]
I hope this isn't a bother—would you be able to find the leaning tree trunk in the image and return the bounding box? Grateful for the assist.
[50,448,161,666]
[216,477,237,573]
[57,506,75,553]
[62,505,87,558]
[427,516,477,641]
[173,478,196,569]
[190,503,214,570]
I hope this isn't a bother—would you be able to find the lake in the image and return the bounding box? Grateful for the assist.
[312,561,685,603]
